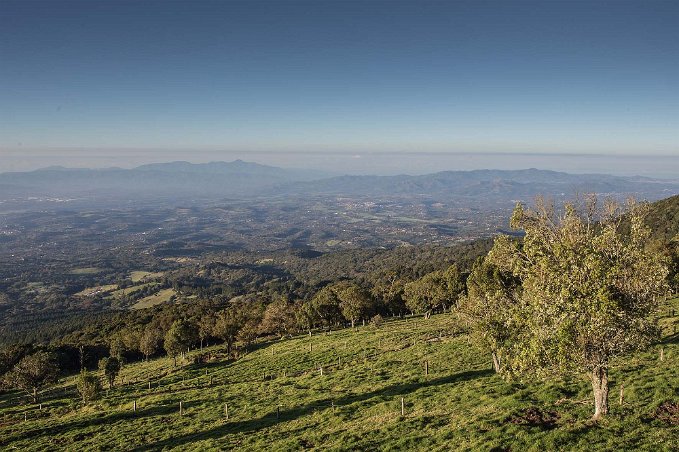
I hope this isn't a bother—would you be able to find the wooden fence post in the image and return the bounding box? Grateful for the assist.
[401,397,405,416]
[425,360,429,376]
[225,403,229,419]
[619,383,624,406]
[660,347,665,361]
[179,401,183,416]
[133,400,136,415]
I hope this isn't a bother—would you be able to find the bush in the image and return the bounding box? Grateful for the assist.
[76,371,101,403]
[370,314,384,328]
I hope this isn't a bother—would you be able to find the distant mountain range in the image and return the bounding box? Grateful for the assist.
[278,168,676,199]
[0,160,326,200]
[0,160,677,210]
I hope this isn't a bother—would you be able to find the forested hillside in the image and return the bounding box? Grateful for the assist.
[644,194,679,243]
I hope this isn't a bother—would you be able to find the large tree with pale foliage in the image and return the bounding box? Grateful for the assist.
[488,197,668,420]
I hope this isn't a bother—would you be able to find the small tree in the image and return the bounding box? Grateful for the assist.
[198,313,216,351]
[4,351,59,403]
[403,264,464,318]
[109,334,126,362]
[337,284,373,328]
[259,298,296,338]
[295,301,315,333]
[212,309,244,355]
[77,370,101,403]
[307,286,343,328]
[164,319,197,366]
[489,198,669,420]
[99,357,121,389]
[120,327,142,356]
[370,271,406,316]
[139,325,162,361]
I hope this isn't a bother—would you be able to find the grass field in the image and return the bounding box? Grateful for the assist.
[0,299,677,451]
[74,284,119,298]
[131,288,176,310]
[109,282,160,299]
[129,271,165,283]
[69,267,106,275]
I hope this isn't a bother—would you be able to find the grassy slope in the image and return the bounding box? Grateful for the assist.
[1,299,677,451]
[131,288,176,310]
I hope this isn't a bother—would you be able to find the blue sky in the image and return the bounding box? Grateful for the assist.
[1,0,678,159]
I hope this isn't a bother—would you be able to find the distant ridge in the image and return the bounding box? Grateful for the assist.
[276,168,677,199]
[0,161,677,210]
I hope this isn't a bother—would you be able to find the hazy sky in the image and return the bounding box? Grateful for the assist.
[1,0,678,162]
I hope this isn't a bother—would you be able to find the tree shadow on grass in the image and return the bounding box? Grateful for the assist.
[136,368,494,451]
[660,331,678,345]
[0,404,178,448]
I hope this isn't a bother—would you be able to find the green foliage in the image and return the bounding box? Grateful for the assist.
[459,257,521,372]
[369,313,384,327]
[3,351,59,402]
[403,264,465,317]
[305,286,343,328]
[1,308,677,450]
[369,270,406,315]
[337,283,373,328]
[98,357,121,389]
[212,309,245,354]
[198,313,216,344]
[76,370,101,403]
[108,334,127,362]
[0,345,30,381]
[139,325,162,360]
[489,198,669,419]
[259,297,297,338]
[164,320,194,365]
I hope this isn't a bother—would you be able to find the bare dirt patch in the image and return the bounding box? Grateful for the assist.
[509,407,560,429]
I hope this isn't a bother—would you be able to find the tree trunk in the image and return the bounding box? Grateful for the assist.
[591,366,609,420]
[351,319,355,329]
[491,350,501,373]
[200,339,203,351]
[32,387,38,404]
